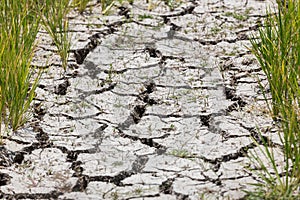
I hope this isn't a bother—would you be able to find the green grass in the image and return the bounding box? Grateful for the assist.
[0,0,133,137]
[38,0,72,71]
[73,0,91,14]
[248,0,300,198]
[101,0,115,14]
[0,0,75,136]
[0,1,42,132]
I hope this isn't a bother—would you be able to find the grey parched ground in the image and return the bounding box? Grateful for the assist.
[0,0,284,199]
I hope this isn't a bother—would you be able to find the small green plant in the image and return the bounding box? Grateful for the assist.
[133,187,143,195]
[0,1,42,132]
[163,0,182,11]
[106,64,115,83]
[224,11,249,21]
[232,12,248,21]
[248,0,300,198]
[170,149,192,158]
[38,0,71,71]
[170,124,176,131]
[138,14,154,21]
[210,26,221,35]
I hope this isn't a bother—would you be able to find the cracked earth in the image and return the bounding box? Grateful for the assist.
[0,0,283,199]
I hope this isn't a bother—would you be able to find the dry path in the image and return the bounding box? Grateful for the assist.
[0,0,281,199]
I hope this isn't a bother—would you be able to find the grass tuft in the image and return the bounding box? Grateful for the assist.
[0,1,42,132]
[248,0,300,198]
[38,0,72,71]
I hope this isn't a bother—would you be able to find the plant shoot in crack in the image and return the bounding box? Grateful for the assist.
[101,0,115,15]
[248,0,300,198]
[106,64,116,83]
[38,0,71,71]
[73,0,91,14]
[100,0,134,15]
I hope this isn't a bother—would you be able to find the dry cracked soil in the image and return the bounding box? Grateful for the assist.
[0,0,284,199]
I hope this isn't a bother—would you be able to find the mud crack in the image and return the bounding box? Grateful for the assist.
[0,191,63,200]
[118,80,157,129]
[74,37,100,64]
[0,173,10,186]
[54,78,70,95]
